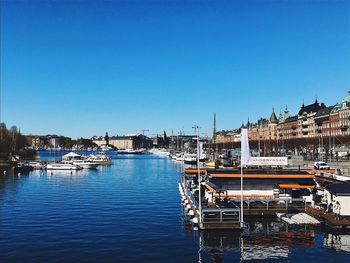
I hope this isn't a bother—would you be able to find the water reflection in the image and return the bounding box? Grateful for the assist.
[194,219,318,262]
[324,233,350,252]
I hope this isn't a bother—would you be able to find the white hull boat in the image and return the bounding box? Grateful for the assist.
[87,153,112,165]
[46,163,82,170]
[72,160,98,169]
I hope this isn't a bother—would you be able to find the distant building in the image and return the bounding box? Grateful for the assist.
[108,134,152,149]
[152,131,170,148]
[91,136,105,147]
[29,136,49,149]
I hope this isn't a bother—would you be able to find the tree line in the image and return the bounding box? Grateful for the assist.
[0,123,36,161]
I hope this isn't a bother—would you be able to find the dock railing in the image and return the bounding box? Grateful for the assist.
[241,198,307,211]
[181,182,199,208]
[201,208,240,223]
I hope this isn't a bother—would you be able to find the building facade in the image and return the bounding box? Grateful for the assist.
[212,91,350,155]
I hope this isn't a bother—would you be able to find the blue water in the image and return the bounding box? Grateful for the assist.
[0,152,349,262]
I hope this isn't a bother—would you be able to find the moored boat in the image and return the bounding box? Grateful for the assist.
[72,160,98,169]
[46,163,82,170]
[87,152,112,165]
[117,149,145,154]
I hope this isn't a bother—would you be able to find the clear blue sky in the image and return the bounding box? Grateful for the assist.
[1,0,349,139]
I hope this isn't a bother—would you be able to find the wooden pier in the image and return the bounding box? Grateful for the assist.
[306,207,350,231]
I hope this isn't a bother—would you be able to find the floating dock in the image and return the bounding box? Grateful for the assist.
[276,212,321,225]
[179,182,241,230]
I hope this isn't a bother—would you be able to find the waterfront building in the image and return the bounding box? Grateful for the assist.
[334,92,350,137]
[314,106,334,138]
[28,134,73,149]
[109,134,152,149]
[277,107,291,144]
[246,108,279,154]
[283,115,299,140]
[29,135,49,149]
[151,131,170,148]
[212,91,350,158]
[92,134,151,149]
[298,100,326,138]
[91,136,105,147]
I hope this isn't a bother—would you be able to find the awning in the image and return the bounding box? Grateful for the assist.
[185,169,207,175]
[278,184,314,189]
[210,174,314,179]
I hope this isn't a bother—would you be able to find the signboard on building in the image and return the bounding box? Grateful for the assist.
[249,157,288,166]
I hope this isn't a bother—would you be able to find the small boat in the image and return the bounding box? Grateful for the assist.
[14,162,34,174]
[184,153,207,164]
[175,155,185,162]
[117,149,145,154]
[72,160,98,169]
[87,152,112,165]
[184,154,197,165]
[149,148,171,157]
[28,161,45,170]
[46,163,82,170]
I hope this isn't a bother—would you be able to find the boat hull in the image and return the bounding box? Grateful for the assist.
[46,164,82,170]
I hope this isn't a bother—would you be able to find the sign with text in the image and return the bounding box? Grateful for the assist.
[249,157,288,166]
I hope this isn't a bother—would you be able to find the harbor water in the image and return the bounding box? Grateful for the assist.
[0,152,349,262]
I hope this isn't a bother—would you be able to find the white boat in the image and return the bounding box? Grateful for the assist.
[184,154,197,165]
[46,163,82,170]
[29,161,44,170]
[117,149,145,154]
[87,152,112,165]
[72,160,98,169]
[149,148,171,157]
[174,153,185,162]
[184,153,208,164]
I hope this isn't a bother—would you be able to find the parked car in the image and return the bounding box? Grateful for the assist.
[314,161,330,170]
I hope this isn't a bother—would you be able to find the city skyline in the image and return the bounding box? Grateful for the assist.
[1,0,349,138]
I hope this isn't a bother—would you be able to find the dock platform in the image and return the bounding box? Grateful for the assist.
[306,207,350,231]
[277,212,321,225]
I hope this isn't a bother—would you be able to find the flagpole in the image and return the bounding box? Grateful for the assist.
[240,128,250,228]
[240,163,243,227]
[197,127,201,225]
[193,125,201,225]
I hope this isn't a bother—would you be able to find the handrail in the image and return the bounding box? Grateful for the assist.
[182,182,199,208]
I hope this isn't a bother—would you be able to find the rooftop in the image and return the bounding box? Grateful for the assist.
[314,106,334,118]
[325,182,350,196]
[298,100,326,115]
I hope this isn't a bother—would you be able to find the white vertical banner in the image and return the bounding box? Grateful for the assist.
[241,128,251,165]
[240,128,250,227]
[199,141,203,156]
